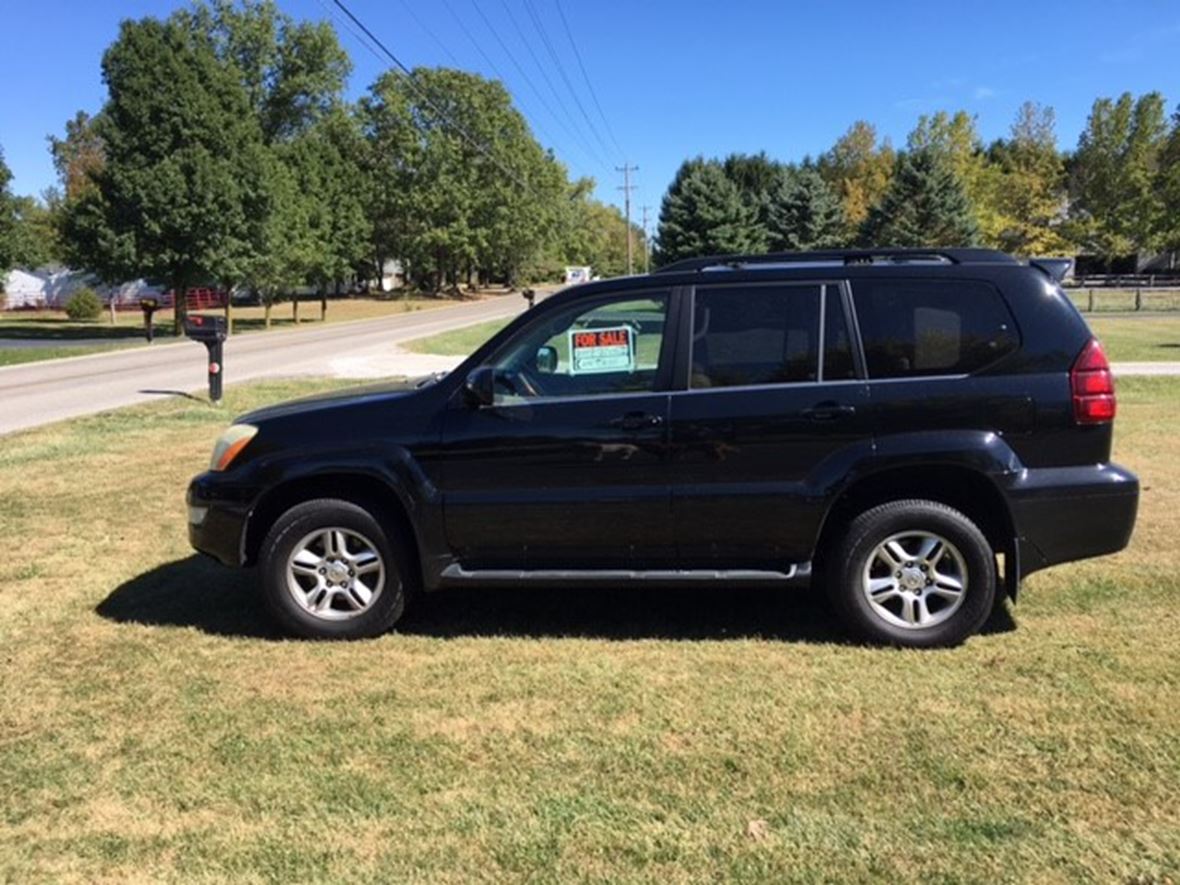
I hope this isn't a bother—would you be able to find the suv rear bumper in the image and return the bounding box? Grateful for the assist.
[1005,463,1138,575]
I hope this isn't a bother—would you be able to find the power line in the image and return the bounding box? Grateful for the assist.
[467,0,605,174]
[520,0,616,162]
[553,0,624,159]
[497,0,611,173]
[324,0,535,193]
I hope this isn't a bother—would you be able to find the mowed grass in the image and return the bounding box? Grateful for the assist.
[1089,314,1180,362]
[1,379,1178,881]
[0,341,147,367]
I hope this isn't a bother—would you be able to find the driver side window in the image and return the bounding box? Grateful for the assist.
[490,294,670,404]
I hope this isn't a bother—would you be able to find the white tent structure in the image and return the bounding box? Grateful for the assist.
[2,267,164,309]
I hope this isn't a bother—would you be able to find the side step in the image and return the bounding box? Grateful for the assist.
[438,563,812,588]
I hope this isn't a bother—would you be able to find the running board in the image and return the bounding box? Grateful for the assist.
[438,562,812,588]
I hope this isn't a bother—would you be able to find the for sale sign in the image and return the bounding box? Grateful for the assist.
[569,325,636,375]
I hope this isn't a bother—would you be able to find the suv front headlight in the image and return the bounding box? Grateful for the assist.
[210,424,258,471]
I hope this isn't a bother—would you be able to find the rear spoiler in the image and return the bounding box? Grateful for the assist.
[1029,257,1073,283]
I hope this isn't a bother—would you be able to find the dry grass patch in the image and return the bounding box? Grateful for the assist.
[0,378,1178,881]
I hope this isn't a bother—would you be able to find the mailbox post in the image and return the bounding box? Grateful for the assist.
[521,287,536,309]
[139,298,160,342]
[183,314,228,402]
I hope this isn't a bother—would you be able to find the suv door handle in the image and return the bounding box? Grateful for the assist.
[801,403,857,421]
[610,411,664,430]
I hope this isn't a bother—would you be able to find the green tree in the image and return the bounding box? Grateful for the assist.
[764,164,846,251]
[0,148,17,276]
[818,121,895,238]
[58,17,261,334]
[859,149,980,247]
[655,158,766,264]
[1158,104,1180,253]
[48,111,105,201]
[7,195,62,269]
[906,110,1000,241]
[1069,92,1168,261]
[987,102,1072,255]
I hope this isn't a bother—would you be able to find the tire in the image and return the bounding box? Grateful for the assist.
[258,498,409,640]
[827,499,996,648]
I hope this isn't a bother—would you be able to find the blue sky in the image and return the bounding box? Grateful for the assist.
[2,0,1178,224]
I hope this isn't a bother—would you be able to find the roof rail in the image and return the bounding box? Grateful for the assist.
[652,248,1017,275]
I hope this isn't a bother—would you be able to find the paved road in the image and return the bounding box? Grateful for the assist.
[0,294,527,435]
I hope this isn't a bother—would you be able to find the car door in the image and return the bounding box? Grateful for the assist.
[437,290,679,570]
[668,281,873,568]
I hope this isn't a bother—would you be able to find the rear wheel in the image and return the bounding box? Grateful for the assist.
[259,498,408,639]
[828,499,996,648]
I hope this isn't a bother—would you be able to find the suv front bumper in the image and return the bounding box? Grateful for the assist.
[187,474,253,567]
[1006,463,1139,575]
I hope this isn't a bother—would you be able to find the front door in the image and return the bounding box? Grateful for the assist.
[669,281,873,568]
[438,291,678,569]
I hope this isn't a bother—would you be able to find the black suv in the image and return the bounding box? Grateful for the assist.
[188,248,1138,647]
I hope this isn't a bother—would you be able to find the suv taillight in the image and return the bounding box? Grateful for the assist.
[1071,339,1116,424]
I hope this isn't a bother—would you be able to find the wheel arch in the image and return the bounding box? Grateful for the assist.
[243,472,423,589]
[815,464,1019,598]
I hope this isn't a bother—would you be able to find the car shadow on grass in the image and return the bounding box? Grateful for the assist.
[97,555,1017,643]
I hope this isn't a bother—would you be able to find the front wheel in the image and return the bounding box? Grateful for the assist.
[258,498,408,639]
[828,500,996,648]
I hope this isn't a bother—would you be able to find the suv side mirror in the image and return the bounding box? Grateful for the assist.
[463,366,496,407]
[535,345,558,374]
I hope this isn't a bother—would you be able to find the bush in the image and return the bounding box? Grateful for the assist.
[65,287,103,321]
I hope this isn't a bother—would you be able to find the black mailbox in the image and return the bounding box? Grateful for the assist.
[139,297,160,343]
[184,315,228,402]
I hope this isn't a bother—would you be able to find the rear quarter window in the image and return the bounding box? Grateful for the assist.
[851,279,1019,378]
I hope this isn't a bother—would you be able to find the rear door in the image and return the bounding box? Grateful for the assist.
[668,281,873,568]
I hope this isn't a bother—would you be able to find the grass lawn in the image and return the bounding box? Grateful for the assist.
[1,378,1178,881]
[0,341,147,367]
[406,317,511,356]
[0,295,465,366]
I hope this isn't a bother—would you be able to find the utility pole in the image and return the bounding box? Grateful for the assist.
[616,163,638,275]
[641,205,652,274]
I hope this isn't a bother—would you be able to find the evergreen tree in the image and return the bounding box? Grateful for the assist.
[1158,104,1180,253]
[764,165,845,251]
[655,158,765,264]
[859,149,979,247]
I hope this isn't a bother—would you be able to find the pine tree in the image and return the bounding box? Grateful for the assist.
[655,158,765,264]
[764,165,846,251]
[859,149,980,247]
[1158,104,1180,253]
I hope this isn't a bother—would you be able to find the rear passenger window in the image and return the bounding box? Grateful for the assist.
[823,287,857,381]
[691,285,820,388]
[851,279,1018,379]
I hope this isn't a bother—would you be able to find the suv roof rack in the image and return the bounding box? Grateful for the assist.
[652,248,1018,275]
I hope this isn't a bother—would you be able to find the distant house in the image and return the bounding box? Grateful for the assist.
[1,266,164,309]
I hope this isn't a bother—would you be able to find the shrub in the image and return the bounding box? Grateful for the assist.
[65,287,103,321]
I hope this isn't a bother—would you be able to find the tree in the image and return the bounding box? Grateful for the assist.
[0,148,17,276]
[1069,92,1168,261]
[906,110,999,241]
[818,121,895,239]
[859,149,979,247]
[58,17,261,334]
[48,111,105,201]
[764,164,845,251]
[1159,104,1180,254]
[987,102,1072,255]
[7,196,61,269]
[655,158,766,264]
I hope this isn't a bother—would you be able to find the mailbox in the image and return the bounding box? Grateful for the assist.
[184,315,228,402]
[139,297,160,343]
[521,287,536,309]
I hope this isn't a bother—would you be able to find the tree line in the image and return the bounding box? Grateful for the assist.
[655,95,1180,267]
[0,0,641,328]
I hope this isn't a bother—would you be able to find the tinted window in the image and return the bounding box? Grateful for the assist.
[691,285,820,388]
[851,279,1018,379]
[491,295,668,403]
[823,286,857,381]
